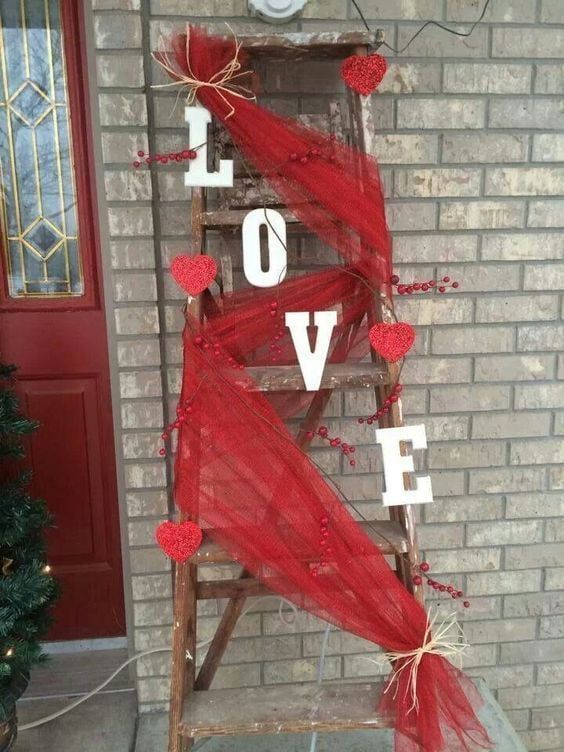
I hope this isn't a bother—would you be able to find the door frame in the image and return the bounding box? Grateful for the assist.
[79,0,135,649]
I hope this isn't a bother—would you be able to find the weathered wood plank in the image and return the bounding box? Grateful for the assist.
[191,520,408,566]
[240,31,384,59]
[179,682,391,737]
[239,362,390,392]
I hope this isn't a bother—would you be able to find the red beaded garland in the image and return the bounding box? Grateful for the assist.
[390,273,460,296]
[411,561,469,607]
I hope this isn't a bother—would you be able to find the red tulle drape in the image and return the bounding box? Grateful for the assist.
[163,25,492,752]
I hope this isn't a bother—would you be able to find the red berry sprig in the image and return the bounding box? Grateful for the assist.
[133,148,198,168]
[390,274,460,295]
[306,426,357,467]
[268,300,285,363]
[358,382,402,425]
[312,515,333,577]
[412,561,470,608]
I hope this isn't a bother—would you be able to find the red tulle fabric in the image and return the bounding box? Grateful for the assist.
[164,25,492,752]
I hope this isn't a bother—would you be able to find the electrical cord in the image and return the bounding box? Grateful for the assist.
[351,0,492,54]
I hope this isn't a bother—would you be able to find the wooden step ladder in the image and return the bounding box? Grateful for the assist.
[168,31,423,752]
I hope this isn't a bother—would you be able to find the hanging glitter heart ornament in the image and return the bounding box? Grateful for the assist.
[340,53,388,96]
[171,254,217,296]
[156,520,203,562]
[369,322,415,363]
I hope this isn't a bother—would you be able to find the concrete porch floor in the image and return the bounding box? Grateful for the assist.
[15,677,525,752]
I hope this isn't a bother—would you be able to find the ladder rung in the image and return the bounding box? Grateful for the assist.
[240,31,384,59]
[193,520,408,566]
[202,207,297,228]
[179,682,390,737]
[241,363,390,392]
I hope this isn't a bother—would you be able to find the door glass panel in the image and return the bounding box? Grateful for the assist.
[0,0,83,297]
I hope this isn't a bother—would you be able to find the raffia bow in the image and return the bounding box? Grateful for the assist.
[152,23,256,119]
[373,611,469,716]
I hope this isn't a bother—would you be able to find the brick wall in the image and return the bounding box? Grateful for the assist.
[91,1,564,749]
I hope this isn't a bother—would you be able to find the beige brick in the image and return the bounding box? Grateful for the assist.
[358,0,442,19]
[428,548,500,574]
[439,201,525,230]
[473,411,551,439]
[528,199,564,227]
[515,383,564,408]
[505,591,564,618]
[535,64,564,94]
[447,0,535,22]
[397,25,488,58]
[111,239,155,270]
[122,432,161,459]
[493,28,564,59]
[464,618,537,645]
[394,168,481,197]
[395,297,473,325]
[482,232,562,260]
[105,170,152,202]
[498,682,564,708]
[96,53,144,87]
[541,0,564,23]
[385,202,436,231]
[467,520,543,547]
[533,133,564,162]
[486,167,564,196]
[431,385,510,414]
[432,327,514,355]
[437,263,520,292]
[520,728,564,751]
[443,63,531,94]
[477,295,558,323]
[402,357,471,384]
[397,99,485,130]
[343,653,387,679]
[114,273,157,303]
[264,656,341,684]
[115,307,159,335]
[376,62,441,94]
[430,470,465,497]
[369,134,438,164]
[406,415,469,442]
[132,573,172,601]
[133,600,173,627]
[129,547,169,575]
[94,13,141,49]
[108,206,153,236]
[151,0,245,13]
[540,615,564,638]
[506,492,564,519]
[117,340,161,367]
[428,441,505,469]
[124,462,166,489]
[546,519,564,542]
[467,665,534,692]
[93,0,139,6]
[466,569,541,596]
[475,354,553,382]
[303,630,375,657]
[511,438,564,465]
[490,98,564,130]
[121,402,163,430]
[537,663,564,685]
[469,467,546,494]
[506,544,563,569]
[424,496,502,523]
[99,93,147,126]
[551,466,564,490]
[442,133,528,164]
[518,324,564,351]
[546,569,564,590]
[524,263,564,290]
[126,490,168,517]
[418,522,466,550]
[392,234,477,263]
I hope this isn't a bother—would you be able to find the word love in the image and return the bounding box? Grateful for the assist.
[184,105,337,391]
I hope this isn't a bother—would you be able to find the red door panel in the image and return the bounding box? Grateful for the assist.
[0,0,125,639]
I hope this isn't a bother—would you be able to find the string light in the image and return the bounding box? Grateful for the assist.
[5,648,13,657]
[43,564,51,573]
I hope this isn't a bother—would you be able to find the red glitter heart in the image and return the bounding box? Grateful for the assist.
[156,520,203,563]
[171,254,217,296]
[369,322,415,363]
[340,53,388,96]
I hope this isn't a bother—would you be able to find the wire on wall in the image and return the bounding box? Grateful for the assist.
[351,0,493,54]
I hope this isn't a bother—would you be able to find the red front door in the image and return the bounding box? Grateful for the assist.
[0,0,125,639]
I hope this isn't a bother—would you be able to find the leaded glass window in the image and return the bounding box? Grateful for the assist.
[0,0,83,297]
